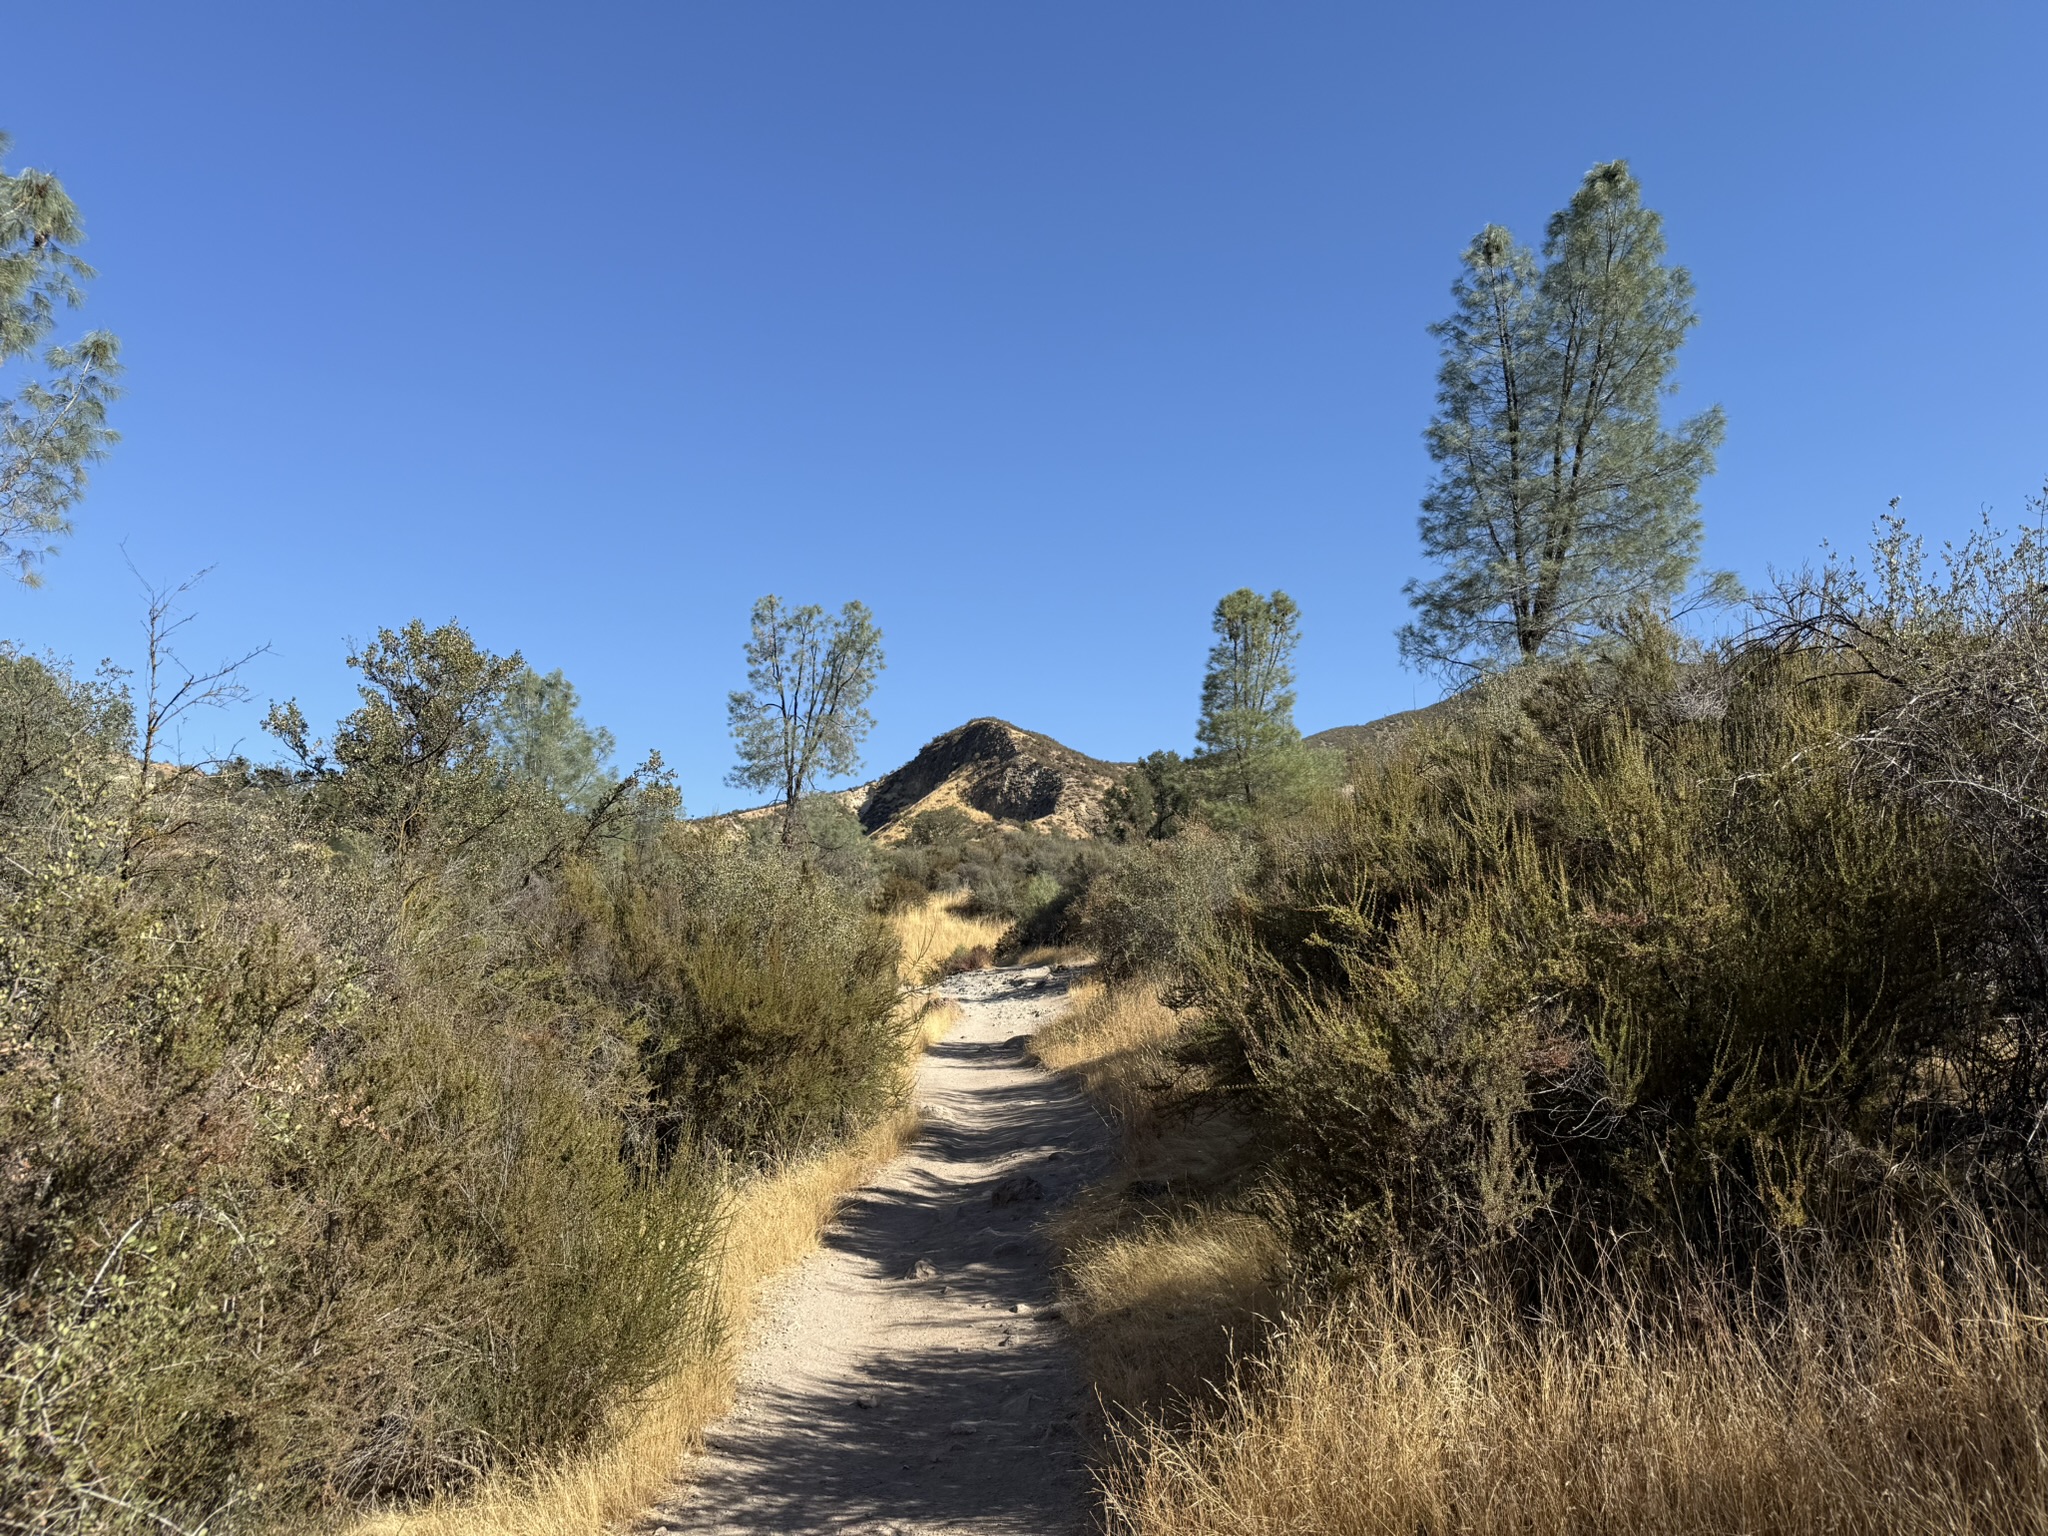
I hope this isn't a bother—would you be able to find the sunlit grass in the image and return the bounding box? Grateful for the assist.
[887,892,1009,985]
[1106,1237,2048,1536]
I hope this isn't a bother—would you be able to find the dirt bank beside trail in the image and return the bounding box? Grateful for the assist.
[645,964,1114,1536]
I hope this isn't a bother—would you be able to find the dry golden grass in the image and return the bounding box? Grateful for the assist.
[910,996,963,1049]
[1063,1208,1281,1422]
[1035,978,1184,1132]
[1010,942,1094,969]
[1040,978,1279,1422]
[345,1110,920,1536]
[1106,1239,2048,1536]
[1050,990,2048,1533]
[888,893,1009,985]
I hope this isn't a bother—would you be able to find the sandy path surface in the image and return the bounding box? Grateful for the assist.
[645,964,1113,1536]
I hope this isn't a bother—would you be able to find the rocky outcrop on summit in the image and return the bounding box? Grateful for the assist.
[858,719,1128,841]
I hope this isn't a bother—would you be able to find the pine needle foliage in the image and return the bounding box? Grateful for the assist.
[490,665,620,815]
[1401,161,1727,676]
[1195,589,1303,809]
[0,133,120,587]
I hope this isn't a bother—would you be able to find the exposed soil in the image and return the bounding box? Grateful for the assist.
[644,964,1113,1536]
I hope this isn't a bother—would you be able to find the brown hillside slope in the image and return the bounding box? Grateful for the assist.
[859,718,1129,841]
[1305,694,1469,757]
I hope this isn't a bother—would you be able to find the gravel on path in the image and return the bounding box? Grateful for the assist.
[643,964,1113,1536]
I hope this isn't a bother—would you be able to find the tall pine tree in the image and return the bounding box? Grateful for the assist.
[490,666,619,815]
[1,133,121,587]
[1195,588,1301,808]
[1400,161,1726,674]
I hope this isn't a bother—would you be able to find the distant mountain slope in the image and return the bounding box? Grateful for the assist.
[723,700,1482,841]
[705,719,1131,840]
[858,718,1129,840]
[1306,696,1469,756]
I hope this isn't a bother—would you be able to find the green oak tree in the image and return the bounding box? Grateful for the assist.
[1400,160,1728,675]
[1195,587,1302,808]
[1104,749,1195,842]
[1,133,121,587]
[267,620,526,868]
[727,596,883,845]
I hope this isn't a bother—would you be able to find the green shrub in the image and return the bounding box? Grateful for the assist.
[0,644,131,834]
[0,626,901,1530]
[1078,828,1254,985]
[1156,592,2038,1272]
[543,831,906,1163]
[744,793,878,900]
[875,810,1109,952]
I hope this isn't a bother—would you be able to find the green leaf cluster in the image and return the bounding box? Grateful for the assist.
[727,596,884,845]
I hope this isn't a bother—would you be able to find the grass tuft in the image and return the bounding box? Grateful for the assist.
[1105,1237,2048,1536]
[888,893,1010,985]
[1041,978,1279,1423]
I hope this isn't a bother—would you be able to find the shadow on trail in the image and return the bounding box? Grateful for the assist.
[643,965,1113,1536]
[645,1343,1087,1534]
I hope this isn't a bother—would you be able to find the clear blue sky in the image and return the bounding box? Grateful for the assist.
[5,2,2044,810]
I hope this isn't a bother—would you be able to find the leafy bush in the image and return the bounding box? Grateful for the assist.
[1110,525,2048,1276]
[1107,743,1346,845]
[1079,829,1255,985]
[0,623,904,1531]
[763,792,880,900]
[541,830,906,1163]
[0,645,132,833]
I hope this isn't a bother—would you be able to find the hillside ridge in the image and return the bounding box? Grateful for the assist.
[858,717,1128,840]
[718,704,1478,838]
[707,717,1129,840]
[1304,695,1466,755]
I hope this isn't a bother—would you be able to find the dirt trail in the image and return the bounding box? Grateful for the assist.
[645,964,1113,1536]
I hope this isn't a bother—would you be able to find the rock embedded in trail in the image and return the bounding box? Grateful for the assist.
[989,1173,1045,1207]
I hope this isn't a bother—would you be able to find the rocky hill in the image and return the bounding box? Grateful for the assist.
[710,718,1130,840]
[725,700,1478,841]
[857,718,1128,840]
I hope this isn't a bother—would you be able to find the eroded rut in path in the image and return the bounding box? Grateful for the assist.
[646,964,1113,1536]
